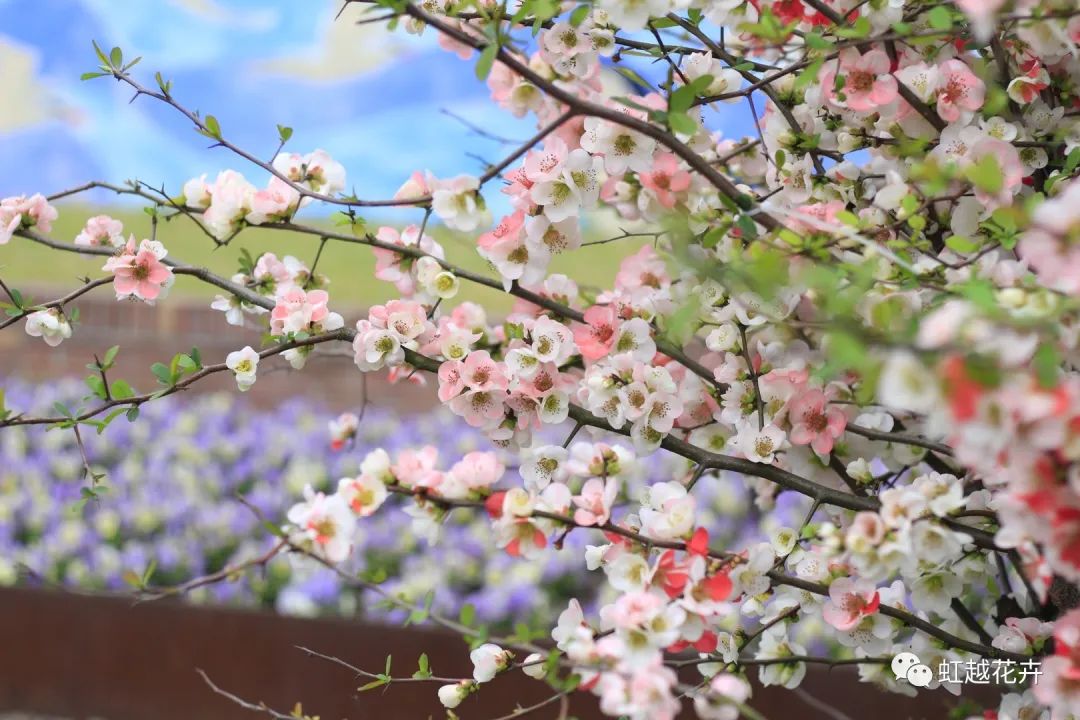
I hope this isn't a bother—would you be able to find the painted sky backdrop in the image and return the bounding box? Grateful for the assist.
[0,0,755,215]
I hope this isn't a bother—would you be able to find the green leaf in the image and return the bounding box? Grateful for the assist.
[568,3,590,26]
[945,235,979,253]
[459,603,477,627]
[126,407,140,422]
[358,678,389,692]
[111,380,135,400]
[151,362,173,385]
[668,111,698,136]
[475,43,498,81]
[794,56,824,92]
[103,345,120,368]
[109,46,123,68]
[85,375,107,400]
[277,124,293,143]
[91,40,109,66]
[413,653,431,679]
[964,153,1003,194]
[204,114,222,140]
[81,72,107,81]
[804,32,833,51]
[1033,344,1060,389]
[669,74,712,113]
[927,6,952,30]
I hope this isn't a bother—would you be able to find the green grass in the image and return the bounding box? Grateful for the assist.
[2,205,640,312]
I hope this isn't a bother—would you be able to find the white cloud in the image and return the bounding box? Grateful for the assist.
[251,1,407,82]
[168,0,278,32]
[0,35,64,133]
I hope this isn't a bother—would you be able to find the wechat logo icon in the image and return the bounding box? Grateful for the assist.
[892,652,933,688]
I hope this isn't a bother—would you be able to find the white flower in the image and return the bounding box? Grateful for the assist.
[431,174,490,232]
[910,571,962,615]
[520,444,569,492]
[336,474,388,517]
[470,643,512,683]
[24,309,72,347]
[596,0,671,31]
[605,552,652,592]
[438,680,474,708]
[877,351,941,415]
[755,626,807,689]
[736,420,787,464]
[522,652,547,679]
[285,484,356,564]
[639,481,696,540]
[226,346,260,391]
[580,117,657,175]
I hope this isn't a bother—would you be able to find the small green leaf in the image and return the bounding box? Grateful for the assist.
[459,603,476,627]
[111,380,135,400]
[945,235,979,253]
[151,362,173,385]
[204,115,222,139]
[927,6,952,31]
[109,46,123,68]
[475,43,498,81]
[103,345,120,368]
[965,153,1003,194]
[277,124,293,143]
[1033,344,1060,389]
[668,111,698,136]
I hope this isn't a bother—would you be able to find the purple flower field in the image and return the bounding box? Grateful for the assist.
[0,377,798,629]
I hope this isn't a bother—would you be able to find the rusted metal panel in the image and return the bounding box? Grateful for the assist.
[0,587,998,719]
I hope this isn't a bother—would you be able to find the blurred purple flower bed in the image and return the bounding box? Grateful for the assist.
[0,377,789,628]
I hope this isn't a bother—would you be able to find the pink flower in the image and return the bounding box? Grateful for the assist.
[1007,60,1051,105]
[392,446,441,488]
[935,59,985,123]
[822,577,880,631]
[246,177,299,225]
[449,389,507,427]
[837,49,898,112]
[448,451,505,492]
[438,359,466,402]
[968,137,1024,207]
[461,350,509,391]
[0,193,58,244]
[74,215,124,248]
[572,477,618,526]
[615,246,669,294]
[787,389,847,454]
[102,236,173,302]
[638,153,691,209]
[371,224,444,296]
[1034,608,1080,715]
[270,287,331,336]
[573,305,621,361]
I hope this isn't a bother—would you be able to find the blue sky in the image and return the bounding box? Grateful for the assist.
[0,0,756,216]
